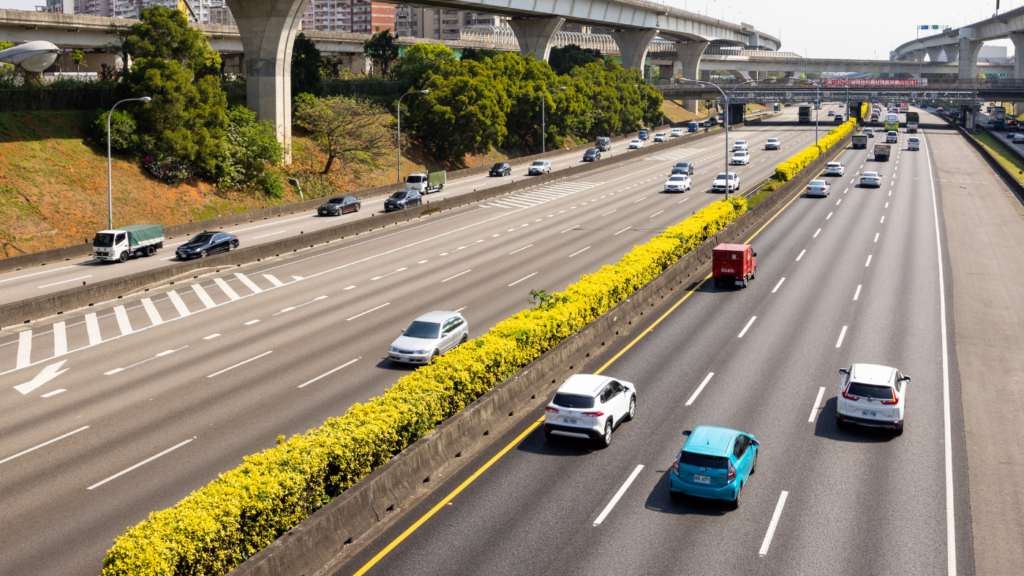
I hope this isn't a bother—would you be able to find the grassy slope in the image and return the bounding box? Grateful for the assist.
[973,131,1024,186]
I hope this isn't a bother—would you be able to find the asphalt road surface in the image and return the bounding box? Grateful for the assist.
[0,104,851,575]
[331,109,977,576]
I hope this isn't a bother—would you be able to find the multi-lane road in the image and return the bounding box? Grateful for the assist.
[0,105,848,574]
[331,107,979,575]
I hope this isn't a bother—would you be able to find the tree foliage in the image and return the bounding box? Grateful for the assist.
[363,29,399,80]
[459,47,503,63]
[91,108,138,152]
[294,94,396,175]
[291,33,323,97]
[221,106,286,196]
[548,44,603,75]
[397,43,456,86]
[71,49,87,72]
[122,6,221,78]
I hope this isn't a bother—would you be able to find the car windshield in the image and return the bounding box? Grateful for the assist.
[679,451,729,469]
[669,176,688,182]
[407,175,425,183]
[847,382,895,400]
[768,139,778,143]
[189,233,215,244]
[328,197,344,204]
[391,192,407,199]
[491,163,505,170]
[552,393,595,409]
[676,163,689,168]
[736,141,746,145]
[585,150,596,156]
[531,161,545,166]
[93,233,115,247]
[404,321,440,339]
[716,173,735,180]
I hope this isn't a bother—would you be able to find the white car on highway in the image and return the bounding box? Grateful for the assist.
[908,137,921,150]
[806,179,830,197]
[654,132,668,142]
[663,174,692,192]
[670,128,683,137]
[836,363,910,435]
[1015,134,1024,144]
[731,150,750,165]
[765,138,781,150]
[629,139,644,149]
[544,374,636,448]
[860,171,881,187]
[712,172,740,193]
[528,160,551,175]
[824,162,845,176]
[389,311,469,364]
[732,140,748,151]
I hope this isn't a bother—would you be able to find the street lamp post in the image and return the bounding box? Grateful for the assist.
[106,96,150,231]
[541,86,567,153]
[815,83,820,145]
[705,0,715,16]
[397,89,429,183]
[681,77,767,200]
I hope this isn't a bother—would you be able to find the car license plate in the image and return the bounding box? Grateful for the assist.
[563,418,577,425]
[693,475,711,484]
[862,410,877,417]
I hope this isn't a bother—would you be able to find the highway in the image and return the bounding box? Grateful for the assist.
[331,108,976,576]
[0,105,846,574]
[0,110,770,306]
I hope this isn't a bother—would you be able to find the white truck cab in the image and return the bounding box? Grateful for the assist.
[92,224,164,263]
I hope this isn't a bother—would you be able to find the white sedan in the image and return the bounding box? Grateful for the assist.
[670,128,683,137]
[663,174,692,192]
[628,139,644,149]
[1015,134,1024,144]
[824,162,845,176]
[730,150,750,165]
[654,132,668,142]
[860,172,881,187]
[836,363,910,435]
[806,179,830,197]
[732,140,748,151]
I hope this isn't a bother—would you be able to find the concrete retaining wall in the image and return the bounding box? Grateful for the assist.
[229,126,852,576]
[0,121,740,329]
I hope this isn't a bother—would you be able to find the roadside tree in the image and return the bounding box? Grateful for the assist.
[294,94,395,175]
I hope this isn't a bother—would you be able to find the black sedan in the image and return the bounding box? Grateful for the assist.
[489,162,511,177]
[583,149,601,162]
[384,190,423,212]
[175,232,239,260]
[317,196,360,216]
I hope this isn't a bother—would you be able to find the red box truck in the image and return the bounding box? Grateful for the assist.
[713,243,757,288]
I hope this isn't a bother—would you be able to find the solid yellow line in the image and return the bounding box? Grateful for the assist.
[352,417,545,576]
[353,144,844,572]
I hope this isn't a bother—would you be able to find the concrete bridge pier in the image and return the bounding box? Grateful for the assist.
[672,40,709,112]
[225,0,308,162]
[1011,32,1024,79]
[925,47,944,62]
[508,17,565,61]
[944,45,959,63]
[610,28,659,76]
[958,32,983,79]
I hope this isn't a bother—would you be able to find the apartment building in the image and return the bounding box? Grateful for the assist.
[73,0,113,16]
[394,7,507,40]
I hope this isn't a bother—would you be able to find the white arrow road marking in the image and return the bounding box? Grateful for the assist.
[15,360,69,395]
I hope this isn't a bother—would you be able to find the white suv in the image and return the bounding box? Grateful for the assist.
[836,363,910,435]
[528,160,551,175]
[544,374,636,448]
[733,140,748,151]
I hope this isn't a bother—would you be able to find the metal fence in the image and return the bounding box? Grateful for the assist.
[0,86,121,112]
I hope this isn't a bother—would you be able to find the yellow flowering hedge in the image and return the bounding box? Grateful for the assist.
[774,118,856,182]
[101,197,748,576]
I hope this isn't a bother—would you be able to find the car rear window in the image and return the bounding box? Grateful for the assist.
[679,451,729,469]
[809,180,825,186]
[552,393,595,409]
[847,382,894,399]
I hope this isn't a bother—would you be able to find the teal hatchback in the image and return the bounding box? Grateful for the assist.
[669,426,758,507]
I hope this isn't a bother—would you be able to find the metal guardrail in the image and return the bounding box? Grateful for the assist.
[460,25,676,53]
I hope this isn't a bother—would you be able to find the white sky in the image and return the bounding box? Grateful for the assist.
[0,0,1015,60]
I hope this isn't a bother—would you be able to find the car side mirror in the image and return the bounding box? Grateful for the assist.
[901,376,911,383]
[682,430,692,436]
[400,329,405,334]
[839,368,849,375]
[752,252,757,257]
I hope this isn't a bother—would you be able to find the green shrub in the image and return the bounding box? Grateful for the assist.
[91,108,138,153]
[101,198,746,576]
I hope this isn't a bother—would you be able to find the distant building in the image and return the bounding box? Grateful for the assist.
[73,0,113,17]
[39,0,74,13]
[978,45,1008,63]
[208,3,234,25]
[393,6,507,40]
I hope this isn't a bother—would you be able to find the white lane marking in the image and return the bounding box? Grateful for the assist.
[87,437,196,490]
[272,296,327,316]
[509,272,537,287]
[0,425,89,465]
[0,263,80,284]
[758,491,789,556]
[880,216,885,224]
[826,212,833,220]
[560,224,580,234]
[16,331,32,369]
[244,320,260,325]
[601,209,617,216]
[633,197,646,203]
[874,233,879,243]
[593,465,644,526]
[836,326,848,348]
[207,351,272,378]
[865,255,872,267]
[167,291,190,317]
[738,316,757,338]
[85,313,101,346]
[809,387,826,423]
[568,246,591,258]
[203,334,220,340]
[371,267,408,281]
[686,373,715,406]
[836,199,842,205]
[679,198,690,204]
[922,136,957,575]
[113,306,133,336]
[796,250,806,261]
[442,270,472,283]
[41,389,65,398]
[38,275,92,289]
[844,188,848,193]
[813,228,821,238]
[53,321,67,357]
[142,298,163,326]
[252,231,286,239]
[14,360,69,394]
[232,213,312,234]
[853,285,862,301]
[155,349,176,357]
[650,210,664,218]
[614,226,632,236]
[772,278,785,293]
[509,244,533,255]
[234,273,263,294]
[104,368,123,375]
[344,286,356,291]
[298,358,359,389]
[214,278,241,301]
[264,274,285,287]
[192,284,217,309]
[885,202,889,209]
[889,189,892,196]
[347,303,389,321]
[293,276,304,281]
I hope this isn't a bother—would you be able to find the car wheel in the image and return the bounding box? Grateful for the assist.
[201,250,209,258]
[625,394,635,421]
[733,484,743,509]
[836,414,845,429]
[894,419,904,436]
[430,350,439,364]
[460,333,468,345]
[597,420,613,449]
[145,245,156,257]
[750,450,758,474]
[741,276,748,288]
[229,242,236,251]
[118,251,129,263]
[544,429,554,442]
